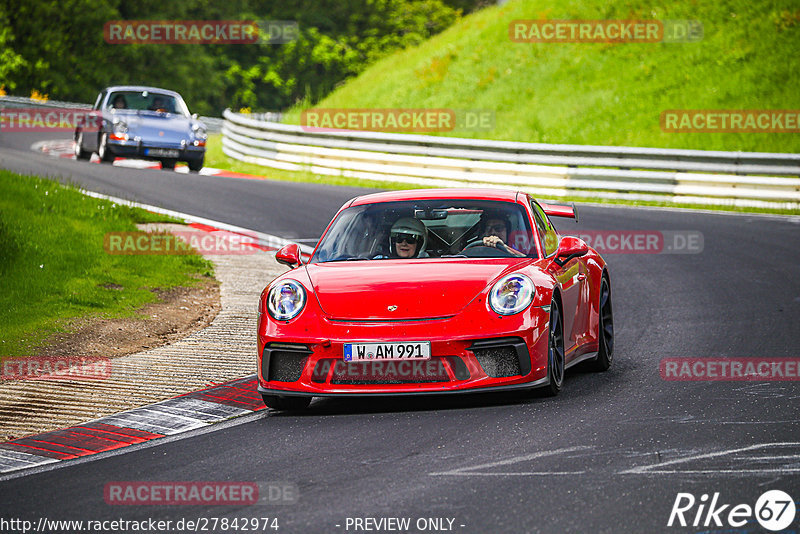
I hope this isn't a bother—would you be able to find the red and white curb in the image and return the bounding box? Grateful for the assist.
[0,376,263,474]
[32,139,268,179]
[79,189,314,259]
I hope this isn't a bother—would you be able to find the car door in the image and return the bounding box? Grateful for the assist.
[531,201,587,357]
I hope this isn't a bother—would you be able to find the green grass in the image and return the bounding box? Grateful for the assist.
[284,0,800,153]
[0,170,215,356]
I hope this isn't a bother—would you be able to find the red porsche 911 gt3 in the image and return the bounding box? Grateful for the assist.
[257,189,613,410]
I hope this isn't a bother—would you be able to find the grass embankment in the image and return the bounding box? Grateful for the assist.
[0,170,214,356]
[286,0,800,153]
[205,0,800,214]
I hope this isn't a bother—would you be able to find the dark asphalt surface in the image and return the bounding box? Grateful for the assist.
[1,132,800,533]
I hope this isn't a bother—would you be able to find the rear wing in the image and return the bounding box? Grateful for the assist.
[541,202,578,222]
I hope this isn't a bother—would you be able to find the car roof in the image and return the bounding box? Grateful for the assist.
[348,188,522,207]
[102,86,182,97]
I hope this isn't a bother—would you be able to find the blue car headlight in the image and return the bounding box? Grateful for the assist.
[489,274,534,315]
[112,120,128,134]
[267,279,306,321]
[192,124,207,145]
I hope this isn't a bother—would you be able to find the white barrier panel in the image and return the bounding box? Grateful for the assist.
[222,110,800,209]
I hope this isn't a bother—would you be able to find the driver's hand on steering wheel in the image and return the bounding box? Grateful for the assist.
[483,235,504,248]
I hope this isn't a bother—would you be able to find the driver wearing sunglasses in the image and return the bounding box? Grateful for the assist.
[388,217,428,258]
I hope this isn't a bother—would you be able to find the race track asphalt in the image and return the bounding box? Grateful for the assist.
[1,131,799,533]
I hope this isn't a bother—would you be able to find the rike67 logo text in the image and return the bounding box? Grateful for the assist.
[668,490,796,531]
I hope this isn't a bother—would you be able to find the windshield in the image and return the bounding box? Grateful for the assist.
[105,91,190,117]
[310,199,536,263]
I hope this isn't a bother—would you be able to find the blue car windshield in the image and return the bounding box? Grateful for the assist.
[106,91,190,117]
[310,199,537,263]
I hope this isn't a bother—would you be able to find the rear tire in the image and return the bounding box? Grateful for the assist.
[261,395,311,411]
[541,298,565,396]
[591,276,614,372]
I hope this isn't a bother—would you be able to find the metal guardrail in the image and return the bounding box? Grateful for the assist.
[222,109,800,209]
[0,96,224,133]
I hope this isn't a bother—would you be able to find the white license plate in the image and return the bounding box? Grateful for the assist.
[146,148,180,157]
[344,342,431,361]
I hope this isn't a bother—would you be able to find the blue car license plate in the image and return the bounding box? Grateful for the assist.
[146,148,180,158]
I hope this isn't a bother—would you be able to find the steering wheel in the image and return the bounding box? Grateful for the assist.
[460,239,515,258]
[462,239,488,250]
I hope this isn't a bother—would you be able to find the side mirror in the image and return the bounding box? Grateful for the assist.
[276,243,302,268]
[554,236,588,266]
[191,113,198,119]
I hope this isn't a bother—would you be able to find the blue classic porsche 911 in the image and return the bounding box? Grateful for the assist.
[73,85,207,171]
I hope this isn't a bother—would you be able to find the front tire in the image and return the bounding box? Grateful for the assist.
[261,395,311,411]
[74,132,90,160]
[161,158,177,170]
[97,133,114,163]
[590,276,614,371]
[187,156,204,173]
[541,298,565,396]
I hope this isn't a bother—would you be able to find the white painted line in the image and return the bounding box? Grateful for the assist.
[0,450,59,473]
[734,455,800,460]
[429,446,591,476]
[150,397,252,422]
[628,468,800,475]
[98,411,208,435]
[430,471,586,476]
[620,442,800,474]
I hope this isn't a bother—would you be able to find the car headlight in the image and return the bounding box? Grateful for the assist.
[489,274,534,315]
[112,120,128,134]
[192,124,207,139]
[191,124,207,146]
[267,279,306,321]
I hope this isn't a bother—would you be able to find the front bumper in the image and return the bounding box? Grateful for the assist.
[257,311,551,396]
[106,138,205,160]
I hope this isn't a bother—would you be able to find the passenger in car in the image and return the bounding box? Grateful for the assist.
[149,97,167,112]
[388,217,429,258]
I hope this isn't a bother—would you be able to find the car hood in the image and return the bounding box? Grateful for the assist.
[111,111,196,138]
[305,260,519,320]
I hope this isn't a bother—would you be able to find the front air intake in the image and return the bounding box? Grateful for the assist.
[469,337,530,378]
[262,344,311,382]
